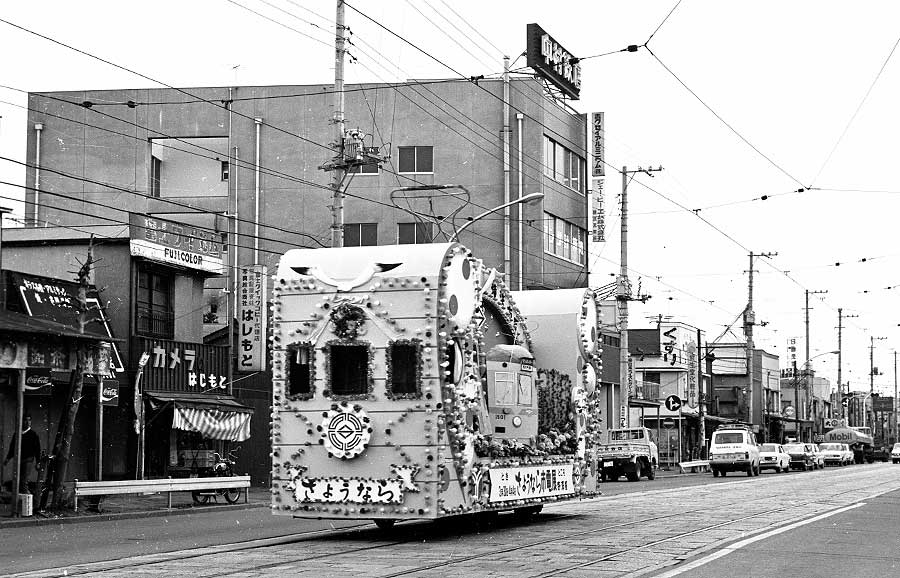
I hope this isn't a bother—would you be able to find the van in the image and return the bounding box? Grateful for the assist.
[708,423,760,477]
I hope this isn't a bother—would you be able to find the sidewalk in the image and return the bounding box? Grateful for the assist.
[0,485,271,528]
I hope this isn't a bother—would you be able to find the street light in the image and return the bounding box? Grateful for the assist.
[450,193,544,242]
[792,349,839,442]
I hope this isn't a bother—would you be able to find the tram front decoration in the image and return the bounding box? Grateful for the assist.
[322,404,372,459]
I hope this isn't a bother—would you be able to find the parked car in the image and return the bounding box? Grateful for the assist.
[810,444,826,469]
[872,446,890,462]
[818,442,853,466]
[709,423,761,478]
[891,443,900,464]
[758,443,790,473]
[784,443,817,471]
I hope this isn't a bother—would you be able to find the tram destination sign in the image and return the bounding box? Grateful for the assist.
[488,463,575,503]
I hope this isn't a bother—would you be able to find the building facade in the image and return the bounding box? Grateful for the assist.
[17,78,590,485]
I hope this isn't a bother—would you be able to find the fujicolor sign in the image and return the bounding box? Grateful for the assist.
[129,214,225,274]
[526,23,582,99]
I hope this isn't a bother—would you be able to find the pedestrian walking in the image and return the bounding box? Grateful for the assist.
[4,415,41,494]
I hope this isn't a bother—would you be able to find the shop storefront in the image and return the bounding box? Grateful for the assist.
[135,338,252,478]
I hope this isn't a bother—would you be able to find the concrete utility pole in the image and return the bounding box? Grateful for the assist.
[803,289,827,434]
[837,309,857,416]
[894,351,898,444]
[329,0,347,248]
[870,335,887,436]
[744,252,776,433]
[619,166,661,428]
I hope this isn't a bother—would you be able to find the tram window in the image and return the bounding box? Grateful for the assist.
[388,341,420,397]
[329,344,370,396]
[287,345,313,398]
[494,372,515,406]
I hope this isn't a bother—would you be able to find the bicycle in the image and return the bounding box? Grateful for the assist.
[191,448,242,504]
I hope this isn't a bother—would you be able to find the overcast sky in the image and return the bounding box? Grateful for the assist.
[2,1,899,394]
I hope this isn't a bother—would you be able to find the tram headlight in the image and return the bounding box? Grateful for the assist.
[512,416,523,428]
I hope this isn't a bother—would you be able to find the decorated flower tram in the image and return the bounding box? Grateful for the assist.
[270,242,605,527]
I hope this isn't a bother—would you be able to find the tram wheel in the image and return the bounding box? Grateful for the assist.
[513,505,543,520]
[374,519,396,530]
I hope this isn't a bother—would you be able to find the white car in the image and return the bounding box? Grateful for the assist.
[709,423,761,477]
[759,443,790,473]
[818,442,853,466]
[891,443,900,464]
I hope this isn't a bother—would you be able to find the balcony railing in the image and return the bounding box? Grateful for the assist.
[136,306,175,339]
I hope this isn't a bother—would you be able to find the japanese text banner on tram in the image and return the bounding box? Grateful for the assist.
[488,464,574,502]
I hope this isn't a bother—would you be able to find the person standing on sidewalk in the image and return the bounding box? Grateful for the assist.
[4,415,41,494]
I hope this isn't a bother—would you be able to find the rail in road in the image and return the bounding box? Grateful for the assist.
[8,465,900,578]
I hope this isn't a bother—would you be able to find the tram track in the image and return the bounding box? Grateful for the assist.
[13,472,900,578]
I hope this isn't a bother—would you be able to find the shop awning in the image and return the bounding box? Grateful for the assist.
[146,391,253,442]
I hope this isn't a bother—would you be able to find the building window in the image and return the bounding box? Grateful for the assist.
[398,146,434,174]
[221,160,229,181]
[543,136,585,193]
[387,340,421,398]
[350,162,379,174]
[344,223,378,247]
[136,266,174,339]
[398,222,433,244]
[327,344,370,397]
[287,344,314,399]
[544,213,587,264]
[150,156,162,198]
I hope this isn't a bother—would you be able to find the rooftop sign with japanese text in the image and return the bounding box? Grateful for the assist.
[129,214,225,275]
[526,23,582,100]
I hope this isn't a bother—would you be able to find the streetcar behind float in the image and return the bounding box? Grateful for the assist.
[270,242,603,526]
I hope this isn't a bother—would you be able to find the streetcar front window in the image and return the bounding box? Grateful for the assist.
[287,345,313,397]
[388,341,420,396]
[329,344,370,396]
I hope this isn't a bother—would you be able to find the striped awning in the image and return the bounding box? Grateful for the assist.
[172,405,251,442]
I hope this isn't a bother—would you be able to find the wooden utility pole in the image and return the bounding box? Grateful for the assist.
[803,289,827,436]
[49,238,95,509]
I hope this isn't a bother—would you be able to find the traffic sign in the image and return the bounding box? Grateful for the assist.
[662,418,676,428]
[664,395,682,412]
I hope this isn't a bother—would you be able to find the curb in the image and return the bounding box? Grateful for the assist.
[0,500,266,529]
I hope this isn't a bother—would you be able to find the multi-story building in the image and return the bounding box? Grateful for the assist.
[711,344,781,442]
[14,74,590,482]
[628,322,710,465]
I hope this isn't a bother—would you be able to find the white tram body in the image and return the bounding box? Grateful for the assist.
[271,243,598,523]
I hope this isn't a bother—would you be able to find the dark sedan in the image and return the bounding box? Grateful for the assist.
[784,443,817,471]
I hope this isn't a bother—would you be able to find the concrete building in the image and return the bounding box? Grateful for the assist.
[628,322,711,465]
[15,76,590,483]
[710,343,781,442]
[23,77,589,322]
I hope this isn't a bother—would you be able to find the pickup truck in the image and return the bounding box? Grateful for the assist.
[597,427,659,482]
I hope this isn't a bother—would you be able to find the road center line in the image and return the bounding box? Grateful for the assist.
[652,502,865,578]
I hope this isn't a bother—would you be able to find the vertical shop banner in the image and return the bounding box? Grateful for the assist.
[592,112,605,177]
[239,265,268,371]
[687,342,698,408]
[591,112,605,243]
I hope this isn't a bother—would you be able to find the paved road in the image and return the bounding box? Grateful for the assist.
[3,464,898,577]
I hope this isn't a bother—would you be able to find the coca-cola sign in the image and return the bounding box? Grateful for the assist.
[24,368,52,395]
[100,379,120,407]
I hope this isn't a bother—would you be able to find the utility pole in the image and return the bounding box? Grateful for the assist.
[321,1,384,247]
[329,0,347,248]
[744,251,776,435]
[618,165,660,428]
[870,335,887,436]
[803,289,827,438]
[894,350,898,444]
[836,309,857,420]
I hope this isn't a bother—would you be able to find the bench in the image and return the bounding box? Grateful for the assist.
[73,475,251,512]
[676,460,711,474]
